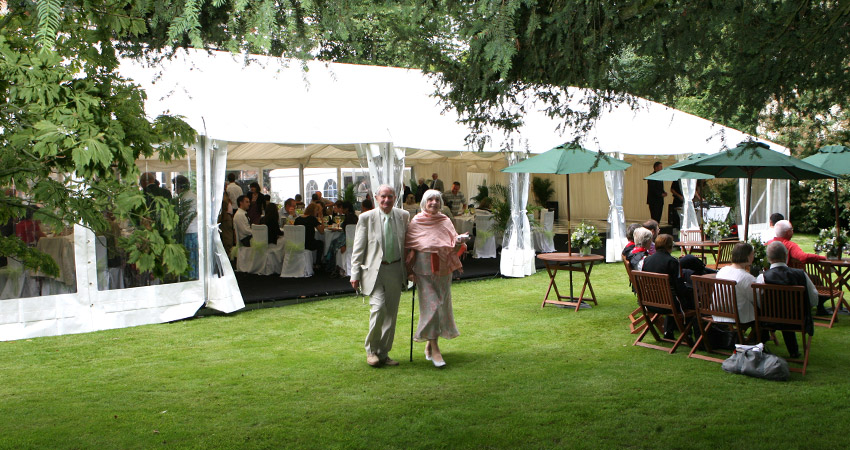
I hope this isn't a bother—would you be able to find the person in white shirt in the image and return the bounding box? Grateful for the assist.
[714,242,756,325]
[226,173,243,214]
[234,195,252,247]
[759,212,784,244]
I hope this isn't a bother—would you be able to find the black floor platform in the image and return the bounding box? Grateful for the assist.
[236,255,547,304]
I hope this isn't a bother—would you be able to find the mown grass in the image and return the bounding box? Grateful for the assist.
[1,235,849,449]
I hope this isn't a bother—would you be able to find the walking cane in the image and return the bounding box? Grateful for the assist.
[409,284,416,362]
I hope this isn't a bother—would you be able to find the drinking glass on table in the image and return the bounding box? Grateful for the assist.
[333,215,343,227]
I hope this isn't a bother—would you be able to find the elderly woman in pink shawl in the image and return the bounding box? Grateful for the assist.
[405,189,469,368]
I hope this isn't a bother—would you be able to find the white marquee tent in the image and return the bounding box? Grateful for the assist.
[0,48,791,341]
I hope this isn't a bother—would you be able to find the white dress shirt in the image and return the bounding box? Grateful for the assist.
[226,182,243,213]
[234,208,252,243]
[714,265,756,323]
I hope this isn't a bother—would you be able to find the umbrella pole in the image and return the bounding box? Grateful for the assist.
[835,178,841,239]
[567,174,575,302]
[744,175,753,241]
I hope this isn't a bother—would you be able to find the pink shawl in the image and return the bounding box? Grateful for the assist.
[405,211,464,276]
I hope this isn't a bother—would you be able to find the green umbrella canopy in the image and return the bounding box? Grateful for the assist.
[644,153,714,181]
[501,143,631,174]
[802,144,850,175]
[670,141,839,180]
[672,141,838,240]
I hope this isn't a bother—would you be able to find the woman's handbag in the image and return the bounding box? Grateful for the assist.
[721,344,789,381]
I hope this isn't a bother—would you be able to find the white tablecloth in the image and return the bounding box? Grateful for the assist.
[452,215,475,236]
[703,206,731,222]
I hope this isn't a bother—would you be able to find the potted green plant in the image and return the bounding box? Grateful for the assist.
[814,228,849,260]
[747,238,768,276]
[531,177,555,207]
[571,222,602,256]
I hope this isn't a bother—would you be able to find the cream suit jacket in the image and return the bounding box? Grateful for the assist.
[350,207,409,295]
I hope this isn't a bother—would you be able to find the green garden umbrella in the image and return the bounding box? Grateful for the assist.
[502,143,631,253]
[802,144,850,236]
[671,141,838,239]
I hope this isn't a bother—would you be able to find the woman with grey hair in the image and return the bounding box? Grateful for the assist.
[405,189,469,368]
[627,227,653,271]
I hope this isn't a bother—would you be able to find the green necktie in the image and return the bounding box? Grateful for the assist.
[383,213,397,262]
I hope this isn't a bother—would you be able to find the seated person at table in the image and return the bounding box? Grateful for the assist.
[340,201,359,228]
[622,223,642,258]
[15,206,47,245]
[234,195,252,247]
[755,241,818,358]
[403,194,419,216]
[642,220,659,255]
[264,203,282,245]
[767,220,825,267]
[281,198,299,225]
[642,234,695,339]
[323,202,359,276]
[714,242,757,327]
[295,202,325,252]
[294,194,305,210]
[360,198,374,212]
[627,227,653,271]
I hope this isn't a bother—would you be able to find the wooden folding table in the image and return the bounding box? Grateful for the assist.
[537,253,604,311]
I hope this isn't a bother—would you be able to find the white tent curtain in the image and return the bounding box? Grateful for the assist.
[500,152,535,278]
[681,178,699,231]
[604,169,626,262]
[204,137,245,314]
[356,143,406,203]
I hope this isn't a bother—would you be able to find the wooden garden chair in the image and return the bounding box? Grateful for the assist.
[804,261,846,329]
[688,275,750,363]
[680,229,708,263]
[624,259,657,334]
[632,271,694,354]
[707,240,739,270]
[752,283,812,375]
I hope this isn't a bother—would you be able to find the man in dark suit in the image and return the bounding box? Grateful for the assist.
[415,178,429,202]
[755,242,818,358]
[646,161,666,223]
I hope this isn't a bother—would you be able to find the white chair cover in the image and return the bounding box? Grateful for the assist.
[280,225,314,278]
[261,234,285,276]
[474,215,497,259]
[532,210,556,253]
[336,224,356,276]
[236,224,269,274]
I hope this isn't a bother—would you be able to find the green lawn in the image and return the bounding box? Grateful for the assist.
[1,235,849,449]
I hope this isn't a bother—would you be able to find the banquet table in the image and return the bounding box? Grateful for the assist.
[674,240,719,265]
[537,253,604,311]
[319,228,345,257]
[451,214,475,236]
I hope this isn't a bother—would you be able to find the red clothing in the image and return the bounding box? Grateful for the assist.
[768,236,825,266]
[15,219,42,244]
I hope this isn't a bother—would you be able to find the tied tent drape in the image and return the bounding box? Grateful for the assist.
[680,178,699,232]
[604,169,626,262]
[500,152,535,278]
[356,143,406,204]
[205,137,245,313]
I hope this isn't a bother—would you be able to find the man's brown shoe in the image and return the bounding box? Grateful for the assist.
[367,354,381,367]
[383,357,399,366]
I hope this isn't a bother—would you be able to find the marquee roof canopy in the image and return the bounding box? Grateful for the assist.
[119,49,788,171]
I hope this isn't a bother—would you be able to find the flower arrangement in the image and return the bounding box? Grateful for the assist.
[814,228,849,259]
[704,219,730,242]
[747,238,768,276]
[571,222,602,255]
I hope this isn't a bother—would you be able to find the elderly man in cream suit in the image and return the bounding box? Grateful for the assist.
[351,184,410,367]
